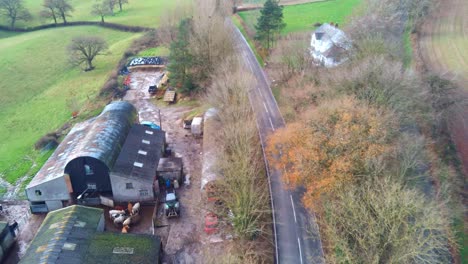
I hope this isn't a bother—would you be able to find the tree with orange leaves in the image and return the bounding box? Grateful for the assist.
[267,97,397,209]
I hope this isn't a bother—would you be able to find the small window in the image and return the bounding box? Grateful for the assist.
[133,162,143,168]
[142,140,150,145]
[138,150,147,155]
[126,183,133,189]
[84,164,94,175]
[139,189,149,196]
[87,183,97,190]
[35,190,42,196]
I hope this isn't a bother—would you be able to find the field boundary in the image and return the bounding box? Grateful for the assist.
[0,21,152,33]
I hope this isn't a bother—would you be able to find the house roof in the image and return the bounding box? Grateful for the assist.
[27,101,137,189]
[314,23,351,50]
[310,23,352,67]
[111,124,165,181]
[20,205,161,264]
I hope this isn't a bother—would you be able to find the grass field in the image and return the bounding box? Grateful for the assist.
[0,26,140,184]
[418,0,467,89]
[238,0,362,34]
[137,46,170,57]
[0,0,190,28]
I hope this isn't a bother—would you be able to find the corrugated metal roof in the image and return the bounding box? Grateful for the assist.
[27,101,137,188]
[112,124,165,181]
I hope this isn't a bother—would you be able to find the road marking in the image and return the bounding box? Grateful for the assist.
[290,195,297,223]
[298,238,304,264]
[268,117,275,131]
[263,102,269,113]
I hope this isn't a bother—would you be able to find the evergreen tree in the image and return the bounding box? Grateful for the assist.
[167,19,196,94]
[254,0,285,49]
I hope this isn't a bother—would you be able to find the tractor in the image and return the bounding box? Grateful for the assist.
[164,189,180,218]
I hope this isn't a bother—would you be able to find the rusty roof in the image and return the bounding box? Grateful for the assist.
[27,101,138,188]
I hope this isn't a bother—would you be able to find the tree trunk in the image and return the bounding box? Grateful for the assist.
[10,17,16,29]
[53,13,57,24]
[101,16,105,23]
[119,2,123,11]
[62,13,67,24]
[87,59,93,71]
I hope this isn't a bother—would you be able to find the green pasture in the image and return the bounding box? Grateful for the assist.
[0,26,140,183]
[0,0,190,28]
[238,0,362,34]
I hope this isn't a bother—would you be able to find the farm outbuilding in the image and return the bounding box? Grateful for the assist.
[19,205,163,264]
[157,157,183,186]
[26,101,138,213]
[110,125,166,203]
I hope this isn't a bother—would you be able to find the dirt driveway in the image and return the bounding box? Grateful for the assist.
[125,69,206,263]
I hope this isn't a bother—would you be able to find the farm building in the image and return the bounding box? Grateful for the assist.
[19,205,162,264]
[111,125,166,203]
[0,221,16,262]
[310,23,352,67]
[157,157,183,186]
[26,101,167,213]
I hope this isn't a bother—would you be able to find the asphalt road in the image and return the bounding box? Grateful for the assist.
[228,20,324,263]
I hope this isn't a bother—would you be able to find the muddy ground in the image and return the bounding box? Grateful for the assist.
[125,70,207,263]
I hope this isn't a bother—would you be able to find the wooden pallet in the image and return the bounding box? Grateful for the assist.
[163,90,176,103]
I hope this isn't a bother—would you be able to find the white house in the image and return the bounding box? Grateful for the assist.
[310,23,352,67]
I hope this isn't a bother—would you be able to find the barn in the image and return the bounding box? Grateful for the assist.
[26,101,138,213]
[110,125,166,203]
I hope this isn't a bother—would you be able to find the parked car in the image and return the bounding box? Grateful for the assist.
[141,121,160,130]
[148,85,157,95]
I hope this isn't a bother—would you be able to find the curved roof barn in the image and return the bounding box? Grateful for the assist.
[27,101,137,194]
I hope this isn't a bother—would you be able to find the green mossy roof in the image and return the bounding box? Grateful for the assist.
[20,205,161,264]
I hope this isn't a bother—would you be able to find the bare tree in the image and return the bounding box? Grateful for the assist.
[204,58,273,262]
[157,1,192,45]
[91,1,111,23]
[40,0,57,24]
[0,0,31,29]
[117,0,128,12]
[189,0,234,83]
[105,0,116,16]
[68,36,108,71]
[323,178,452,264]
[54,0,73,24]
[40,0,73,24]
